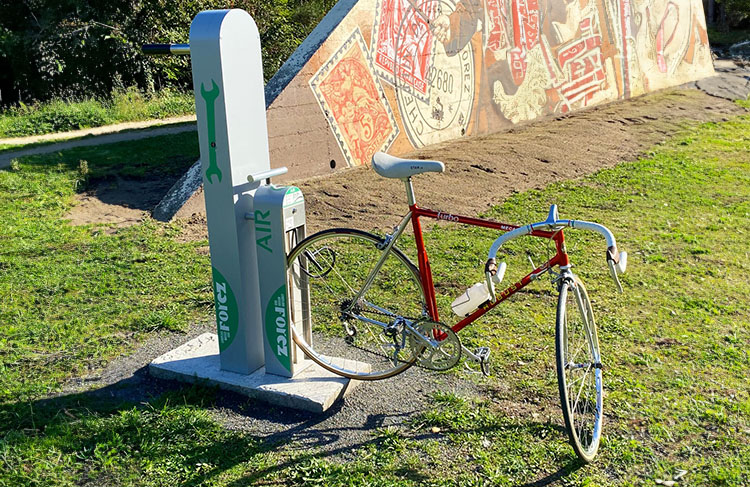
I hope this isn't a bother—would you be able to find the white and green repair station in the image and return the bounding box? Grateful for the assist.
[148,9,360,413]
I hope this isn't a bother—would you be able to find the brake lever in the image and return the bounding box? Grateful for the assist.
[607,259,624,294]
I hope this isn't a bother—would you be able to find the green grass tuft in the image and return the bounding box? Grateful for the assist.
[0,89,195,139]
[0,132,203,403]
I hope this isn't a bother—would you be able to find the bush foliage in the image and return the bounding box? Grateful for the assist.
[707,0,750,30]
[717,0,750,19]
[0,89,195,137]
[0,0,335,107]
[2,1,745,109]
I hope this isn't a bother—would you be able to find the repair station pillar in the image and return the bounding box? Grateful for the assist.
[190,9,269,374]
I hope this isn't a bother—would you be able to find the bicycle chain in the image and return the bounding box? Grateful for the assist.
[342,305,451,371]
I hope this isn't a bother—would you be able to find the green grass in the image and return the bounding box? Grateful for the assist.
[708,27,750,47]
[0,121,198,158]
[0,131,202,403]
[0,88,195,139]
[1,115,749,485]
[54,130,200,182]
[0,139,86,156]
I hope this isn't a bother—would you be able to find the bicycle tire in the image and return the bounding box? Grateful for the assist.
[286,228,427,380]
[555,275,603,463]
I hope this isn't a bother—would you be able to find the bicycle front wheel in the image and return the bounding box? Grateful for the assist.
[556,275,603,463]
[286,229,427,380]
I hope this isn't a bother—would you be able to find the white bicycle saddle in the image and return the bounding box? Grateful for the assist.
[371,151,445,179]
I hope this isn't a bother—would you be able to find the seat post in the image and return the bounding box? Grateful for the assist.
[404,177,416,206]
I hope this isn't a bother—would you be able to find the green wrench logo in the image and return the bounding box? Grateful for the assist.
[200,80,222,184]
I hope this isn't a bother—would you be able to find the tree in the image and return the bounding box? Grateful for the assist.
[0,0,335,106]
[706,0,750,29]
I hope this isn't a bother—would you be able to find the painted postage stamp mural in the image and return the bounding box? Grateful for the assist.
[299,0,713,162]
[394,0,475,148]
[310,28,399,168]
[372,0,440,102]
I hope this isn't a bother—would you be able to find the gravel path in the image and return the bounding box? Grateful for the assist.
[0,116,196,169]
[61,324,486,456]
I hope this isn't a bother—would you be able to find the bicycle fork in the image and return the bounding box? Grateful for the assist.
[564,274,602,372]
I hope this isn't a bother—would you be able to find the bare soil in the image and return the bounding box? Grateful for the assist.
[67,177,176,228]
[165,88,744,243]
[64,89,744,234]
[295,89,743,234]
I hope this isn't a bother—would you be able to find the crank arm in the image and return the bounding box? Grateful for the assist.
[462,346,482,363]
[403,322,439,349]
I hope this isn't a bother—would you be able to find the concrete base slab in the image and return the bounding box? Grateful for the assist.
[149,333,363,413]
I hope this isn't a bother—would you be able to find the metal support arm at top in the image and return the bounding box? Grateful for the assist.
[141,44,190,55]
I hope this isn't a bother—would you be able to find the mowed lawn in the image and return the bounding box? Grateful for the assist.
[0,114,748,486]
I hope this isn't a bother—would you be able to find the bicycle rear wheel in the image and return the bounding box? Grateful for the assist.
[286,229,427,380]
[555,275,603,463]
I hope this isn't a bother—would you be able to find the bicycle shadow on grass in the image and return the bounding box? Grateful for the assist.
[0,366,584,486]
[0,366,430,485]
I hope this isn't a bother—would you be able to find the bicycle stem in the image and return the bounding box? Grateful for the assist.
[486,205,626,294]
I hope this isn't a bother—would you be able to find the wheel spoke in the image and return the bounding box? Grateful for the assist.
[556,277,603,462]
[287,230,425,380]
[570,365,591,423]
[315,247,358,297]
[569,332,588,363]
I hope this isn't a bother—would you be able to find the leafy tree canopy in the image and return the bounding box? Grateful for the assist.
[0,0,335,106]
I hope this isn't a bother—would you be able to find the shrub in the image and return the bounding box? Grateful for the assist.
[145,90,194,119]
[110,86,149,122]
[0,87,195,138]
[0,0,337,107]
[0,99,111,137]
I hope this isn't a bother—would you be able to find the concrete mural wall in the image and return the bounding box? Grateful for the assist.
[265,0,714,180]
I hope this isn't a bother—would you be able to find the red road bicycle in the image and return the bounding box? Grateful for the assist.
[286,152,627,462]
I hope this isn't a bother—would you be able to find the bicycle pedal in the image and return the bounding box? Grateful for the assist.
[475,347,491,377]
[475,347,491,361]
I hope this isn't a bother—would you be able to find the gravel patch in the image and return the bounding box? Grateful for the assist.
[59,323,487,456]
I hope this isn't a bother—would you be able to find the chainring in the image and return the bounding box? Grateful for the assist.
[410,320,462,371]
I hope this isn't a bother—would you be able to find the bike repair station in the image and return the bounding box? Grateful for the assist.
[148,9,364,413]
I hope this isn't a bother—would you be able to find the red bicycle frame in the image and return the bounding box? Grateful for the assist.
[409,204,570,334]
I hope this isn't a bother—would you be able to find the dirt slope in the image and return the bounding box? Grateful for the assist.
[64,88,744,236]
[294,89,742,235]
